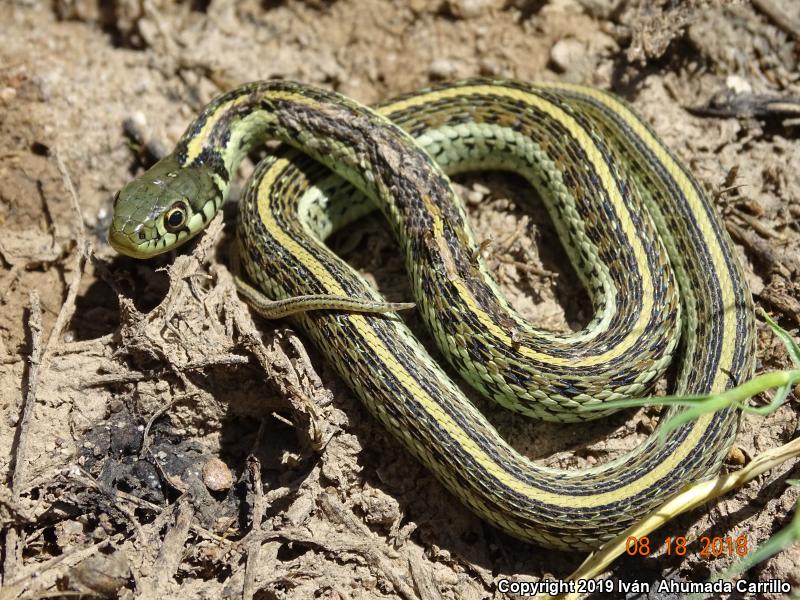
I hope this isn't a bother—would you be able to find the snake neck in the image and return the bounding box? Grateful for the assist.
[175,81,429,210]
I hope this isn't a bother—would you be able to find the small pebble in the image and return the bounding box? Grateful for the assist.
[429,58,458,80]
[479,58,502,77]
[725,75,752,95]
[727,446,747,466]
[145,139,169,160]
[122,112,148,145]
[549,38,587,74]
[466,189,485,205]
[202,457,233,492]
[71,550,130,596]
[446,0,501,19]
[0,87,17,103]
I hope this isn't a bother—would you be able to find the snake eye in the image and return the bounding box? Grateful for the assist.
[164,201,188,233]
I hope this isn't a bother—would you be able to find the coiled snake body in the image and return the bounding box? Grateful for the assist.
[109,80,755,549]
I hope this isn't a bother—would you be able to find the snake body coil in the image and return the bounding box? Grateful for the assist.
[110,80,756,549]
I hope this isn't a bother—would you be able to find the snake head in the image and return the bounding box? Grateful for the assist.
[108,154,223,258]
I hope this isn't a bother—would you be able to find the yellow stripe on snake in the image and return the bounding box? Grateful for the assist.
[109,79,756,550]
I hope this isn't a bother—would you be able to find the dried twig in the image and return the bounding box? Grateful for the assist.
[727,221,792,278]
[12,292,42,496]
[0,264,23,302]
[0,536,119,600]
[139,496,194,596]
[139,392,196,458]
[2,291,43,584]
[54,334,115,355]
[690,90,800,122]
[79,371,150,388]
[48,152,91,359]
[409,558,444,600]
[495,255,557,278]
[79,353,248,390]
[752,0,800,39]
[733,210,785,241]
[243,455,265,600]
[181,352,250,371]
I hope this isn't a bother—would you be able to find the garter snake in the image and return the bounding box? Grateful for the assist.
[109,79,756,550]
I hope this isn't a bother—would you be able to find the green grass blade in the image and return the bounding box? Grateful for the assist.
[761,310,800,367]
[742,381,792,416]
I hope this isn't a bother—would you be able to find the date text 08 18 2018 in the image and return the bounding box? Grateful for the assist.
[624,534,749,557]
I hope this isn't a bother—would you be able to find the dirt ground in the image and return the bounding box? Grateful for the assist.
[1,0,800,598]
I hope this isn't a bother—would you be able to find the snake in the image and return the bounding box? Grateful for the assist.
[108,79,756,550]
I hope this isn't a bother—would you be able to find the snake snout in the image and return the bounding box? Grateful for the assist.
[107,215,151,258]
